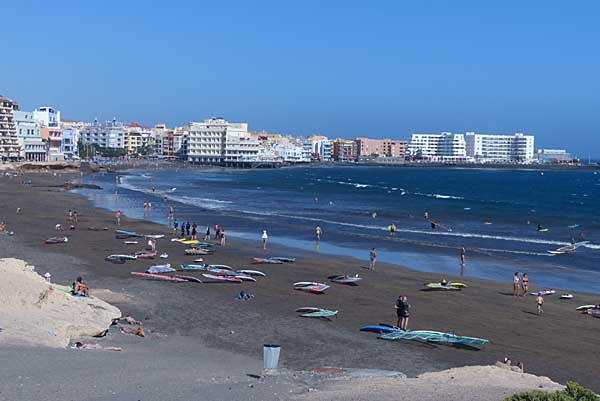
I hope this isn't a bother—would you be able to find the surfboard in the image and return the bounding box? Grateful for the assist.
[576,305,596,311]
[530,290,556,296]
[360,325,403,333]
[559,294,574,299]
[253,258,284,264]
[124,241,138,245]
[130,272,186,282]
[301,310,338,318]
[201,273,242,283]
[238,269,266,277]
[329,275,362,285]
[269,257,295,263]
[174,275,202,283]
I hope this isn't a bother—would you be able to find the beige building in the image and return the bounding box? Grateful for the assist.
[355,137,407,158]
[0,95,21,161]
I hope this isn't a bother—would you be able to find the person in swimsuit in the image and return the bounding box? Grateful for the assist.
[72,276,90,297]
[390,223,396,236]
[191,223,197,240]
[114,210,121,226]
[536,294,544,315]
[513,272,520,297]
[395,295,410,330]
[315,225,322,241]
[220,228,226,246]
[460,245,465,265]
[262,230,268,250]
[521,273,529,296]
[204,225,211,241]
[369,248,377,270]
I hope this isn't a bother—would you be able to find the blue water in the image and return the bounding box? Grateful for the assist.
[78,166,600,293]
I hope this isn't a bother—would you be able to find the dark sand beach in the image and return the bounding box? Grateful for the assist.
[0,172,599,399]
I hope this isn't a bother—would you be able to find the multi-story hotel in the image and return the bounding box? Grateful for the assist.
[465,132,534,162]
[0,95,21,161]
[408,133,467,161]
[332,138,358,162]
[187,118,259,165]
[33,106,63,160]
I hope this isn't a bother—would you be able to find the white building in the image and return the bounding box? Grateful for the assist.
[408,133,468,161]
[312,138,332,161]
[465,132,534,163]
[187,118,259,164]
[14,110,46,161]
[0,96,21,161]
[33,106,61,128]
[537,149,573,163]
[61,127,80,159]
[80,119,125,149]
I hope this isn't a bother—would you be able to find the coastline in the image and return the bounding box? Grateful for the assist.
[1,172,599,395]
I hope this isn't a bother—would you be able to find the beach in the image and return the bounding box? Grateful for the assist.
[0,171,599,400]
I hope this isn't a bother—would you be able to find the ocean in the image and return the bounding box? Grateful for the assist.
[77,166,600,293]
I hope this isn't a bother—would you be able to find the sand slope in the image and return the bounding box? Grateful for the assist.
[297,365,563,401]
[0,258,121,348]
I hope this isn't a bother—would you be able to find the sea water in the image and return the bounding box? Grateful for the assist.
[78,166,600,293]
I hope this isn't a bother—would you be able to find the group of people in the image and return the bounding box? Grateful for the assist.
[512,272,530,297]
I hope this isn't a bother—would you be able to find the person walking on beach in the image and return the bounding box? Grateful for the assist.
[369,248,377,270]
[173,219,178,232]
[536,294,544,315]
[204,225,210,241]
[115,210,122,226]
[191,223,197,240]
[220,228,226,246]
[215,225,221,240]
[262,230,268,250]
[73,211,78,223]
[460,245,465,265]
[185,221,191,237]
[395,295,410,330]
[513,272,520,297]
[168,206,174,220]
[180,222,185,237]
[521,273,529,296]
[315,225,322,241]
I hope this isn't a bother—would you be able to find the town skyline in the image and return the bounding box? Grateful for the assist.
[2,1,599,156]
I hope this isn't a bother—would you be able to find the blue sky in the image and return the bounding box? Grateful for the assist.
[2,1,599,155]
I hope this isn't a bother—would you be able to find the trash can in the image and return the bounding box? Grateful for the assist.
[263,344,281,370]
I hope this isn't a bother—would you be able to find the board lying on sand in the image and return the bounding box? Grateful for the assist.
[178,239,200,245]
[576,305,597,311]
[424,283,463,291]
[530,290,556,296]
[45,237,68,244]
[105,254,137,263]
[360,325,403,334]
[114,230,144,238]
[201,273,242,283]
[174,275,202,283]
[560,294,574,299]
[124,241,139,245]
[238,269,266,277]
[585,308,600,316]
[380,330,489,346]
[191,242,213,248]
[146,264,174,274]
[144,234,165,239]
[293,282,330,293]
[130,272,186,282]
[184,248,213,255]
[297,308,338,318]
[268,257,295,263]
[252,258,284,264]
[328,275,362,285]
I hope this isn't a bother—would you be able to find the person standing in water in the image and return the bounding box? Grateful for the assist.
[262,230,268,250]
[460,245,465,265]
[389,223,396,236]
[369,248,377,270]
[315,225,322,241]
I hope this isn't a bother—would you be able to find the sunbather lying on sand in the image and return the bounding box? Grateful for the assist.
[112,316,143,326]
[120,326,145,337]
[72,342,122,351]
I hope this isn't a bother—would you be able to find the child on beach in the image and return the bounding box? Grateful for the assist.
[115,210,122,226]
[220,228,226,246]
[536,294,544,315]
[262,230,268,250]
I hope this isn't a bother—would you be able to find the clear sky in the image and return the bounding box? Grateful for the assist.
[2,1,599,155]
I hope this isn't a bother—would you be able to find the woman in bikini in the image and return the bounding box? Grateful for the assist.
[521,273,529,297]
[513,272,520,297]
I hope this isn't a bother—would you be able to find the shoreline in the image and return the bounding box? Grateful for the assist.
[1,172,599,394]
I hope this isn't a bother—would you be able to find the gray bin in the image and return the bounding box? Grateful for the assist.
[263,344,281,370]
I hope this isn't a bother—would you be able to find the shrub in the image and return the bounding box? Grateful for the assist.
[504,382,599,401]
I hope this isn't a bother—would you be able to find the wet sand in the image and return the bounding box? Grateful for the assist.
[0,172,599,395]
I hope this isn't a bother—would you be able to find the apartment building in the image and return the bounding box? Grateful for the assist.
[14,110,46,161]
[408,133,467,161]
[80,119,125,149]
[0,95,21,161]
[332,138,358,162]
[465,132,534,162]
[355,137,407,158]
